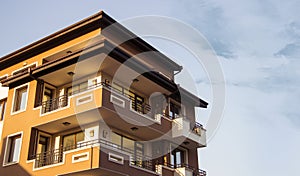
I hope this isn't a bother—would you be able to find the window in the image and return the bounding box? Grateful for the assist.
[110,133,144,167]
[170,102,181,119]
[43,87,54,102]
[13,85,28,112]
[123,137,135,151]
[67,81,88,96]
[111,132,122,147]
[37,135,50,154]
[170,147,186,168]
[4,133,22,165]
[0,99,6,121]
[63,131,84,151]
[110,132,144,153]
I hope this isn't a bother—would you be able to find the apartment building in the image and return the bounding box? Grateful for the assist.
[0,11,208,176]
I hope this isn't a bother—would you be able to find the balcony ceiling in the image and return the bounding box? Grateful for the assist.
[41,53,171,96]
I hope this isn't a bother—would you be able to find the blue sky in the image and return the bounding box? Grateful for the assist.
[1,1,300,176]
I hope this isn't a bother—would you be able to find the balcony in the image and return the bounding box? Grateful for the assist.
[174,164,206,176]
[41,94,68,114]
[156,162,206,176]
[172,117,206,147]
[39,82,151,115]
[31,138,158,175]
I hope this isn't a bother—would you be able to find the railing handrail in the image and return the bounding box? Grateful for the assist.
[33,138,155,172]
[157,162,206,176]
[41,94,68,105]
[40,81,152,114]
[33,138,152,160]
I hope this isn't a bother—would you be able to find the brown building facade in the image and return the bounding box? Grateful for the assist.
[0,11,208,176]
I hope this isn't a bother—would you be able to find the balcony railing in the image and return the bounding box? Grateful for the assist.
[34,148,63,168]
[192,122,206,136]
[159,162,207,176]
[40,82,151,115]
[33,138,155,173]
[41,94,68,114]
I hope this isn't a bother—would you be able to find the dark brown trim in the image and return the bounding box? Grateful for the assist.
[2,37,206,107]
[100,12,182,71]
[0,11,182,72]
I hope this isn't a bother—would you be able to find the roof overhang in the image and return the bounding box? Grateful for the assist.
[0,11,182,72]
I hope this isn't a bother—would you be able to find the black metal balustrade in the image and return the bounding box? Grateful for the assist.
[197,168,207,176]
[33,138,156,173]
[192,122,205,136]
[41,94,68,114]
[130,98,151,114]
[159,162,207,176]
[34,148,63,168]
[40,82,151,115]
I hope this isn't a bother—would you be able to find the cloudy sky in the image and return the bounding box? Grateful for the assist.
[1,1,300,176]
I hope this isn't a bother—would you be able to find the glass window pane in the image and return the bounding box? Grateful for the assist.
[170,154,174,166]
[80,82,88,91]
[7,135,21,163]
[14,86,28,112]
[72,85,79,95]
[12,137,21,162]
[67,87,73,96]
[20,90,27,110]
[0,100,5,121]
[176,151,181,165]
[111,133,121,147]
[123,137,134,151]
[76,132,84,142]
[63,134,75,150]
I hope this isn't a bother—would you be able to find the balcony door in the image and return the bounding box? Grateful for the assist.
[170,102,181,119]
[63,131,85,151]
[42,87,55,113]
[36,135,51,167]
[129,91,144,113]
[171,148,185,167]
[134,142,144,167]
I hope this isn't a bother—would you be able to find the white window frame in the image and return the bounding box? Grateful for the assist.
[3,131,23,166]
[169,143,189,166]
[11,83,29,115]
[0,98,7,121]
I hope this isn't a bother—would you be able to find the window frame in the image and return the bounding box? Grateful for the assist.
[0,98,7,121]
[111,132,144,154]
[11,83,29,114]
[3,132,23,166]
[169,100,186,119]
[169,144,188,167]
[62,131,85,151]
[67,81,88,96]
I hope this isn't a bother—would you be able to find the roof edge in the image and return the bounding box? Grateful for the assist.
[0,11,104,62]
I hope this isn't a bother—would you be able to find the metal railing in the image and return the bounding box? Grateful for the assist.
[33,138,155,173]
[159,162,207,176]
[197,168,207,176]
[34,148,63,168]
[40,81,152,115]
[41,94,68,114]
[192,122,205,136]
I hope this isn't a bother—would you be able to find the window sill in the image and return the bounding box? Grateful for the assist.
[11,109,26,116]
[3,161,19,167]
